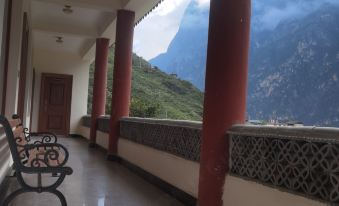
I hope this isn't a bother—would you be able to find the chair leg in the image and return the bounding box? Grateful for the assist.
[2,188,26,206]
[49,189,67,206]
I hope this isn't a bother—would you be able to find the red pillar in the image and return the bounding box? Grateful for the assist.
[107,10,135,159]
[198,0,251,205]
[89,38,110,147]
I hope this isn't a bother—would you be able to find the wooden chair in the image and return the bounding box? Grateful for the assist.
[0,115,73,206]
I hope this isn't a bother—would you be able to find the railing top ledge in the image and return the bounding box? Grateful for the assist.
[228,124,339,142]
[82,115,109,118]
[120,117,202,130]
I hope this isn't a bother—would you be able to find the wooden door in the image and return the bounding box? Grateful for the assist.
[38,73,73,136]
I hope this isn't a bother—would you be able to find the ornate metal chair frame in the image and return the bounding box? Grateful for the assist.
[12,114,58,145]
[0,115,73,206]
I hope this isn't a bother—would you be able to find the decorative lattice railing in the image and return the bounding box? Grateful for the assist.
[81,116,202,162]
[228,125,339,204]
[120,117,202,162]
[82,116,339,202]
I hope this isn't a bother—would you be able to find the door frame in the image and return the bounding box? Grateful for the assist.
[38,73,73,135]
[17,12,29,119]
[29,69,35,132]
[1,0,12,115]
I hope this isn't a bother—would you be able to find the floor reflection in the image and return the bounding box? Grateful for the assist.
[6,138,184,206]
[98,197,105,206]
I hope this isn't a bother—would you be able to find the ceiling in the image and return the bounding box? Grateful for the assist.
[31,0,163,60]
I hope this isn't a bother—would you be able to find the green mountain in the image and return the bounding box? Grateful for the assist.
[87,48,204,121]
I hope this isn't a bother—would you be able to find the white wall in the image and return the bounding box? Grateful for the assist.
[77,126,109,149]
[222,175,325,206]
[119,138,200,197]
[32,49,91,134]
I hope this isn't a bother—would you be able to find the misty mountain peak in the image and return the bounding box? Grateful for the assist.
[151,0,339,126]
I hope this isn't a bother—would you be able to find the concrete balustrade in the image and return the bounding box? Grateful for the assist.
[78,116,333,205]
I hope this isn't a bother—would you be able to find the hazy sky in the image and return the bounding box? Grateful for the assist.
[133,0,339,60]
[133,0,190,60]
[133,0,210,60]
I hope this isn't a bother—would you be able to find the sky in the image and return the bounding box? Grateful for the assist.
[133,0,190,60]
[133,0,338,60]
[133,0,211,60]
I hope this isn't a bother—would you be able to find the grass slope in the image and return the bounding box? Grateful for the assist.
[88,48,203,121]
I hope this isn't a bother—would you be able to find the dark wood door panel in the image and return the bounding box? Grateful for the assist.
[38,73,72,135]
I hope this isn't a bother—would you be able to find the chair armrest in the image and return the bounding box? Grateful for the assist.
[24,143,69,167]
[21,166,73,176]
[24,128,58,144]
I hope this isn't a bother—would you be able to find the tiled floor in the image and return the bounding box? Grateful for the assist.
[4,137,184,206]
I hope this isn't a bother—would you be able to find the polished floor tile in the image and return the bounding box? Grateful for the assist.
[5,137,184,206]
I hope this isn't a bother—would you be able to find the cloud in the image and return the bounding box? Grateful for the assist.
[254,0,339,30]
[180,0,210,29]
[196,0,210,8]
[134,0,339,59]
[150,0,187,16]
[260,5,301,30]
[133,0,191,60]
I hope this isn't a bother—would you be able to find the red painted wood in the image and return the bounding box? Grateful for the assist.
[90,38,109,145]
[108,10,135,155]
[198,1,252,205]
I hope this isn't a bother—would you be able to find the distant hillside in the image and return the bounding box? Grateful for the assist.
[248,4,339,126]
[150,0,339,127]
[87,48,204,121]
[150,0,208,90]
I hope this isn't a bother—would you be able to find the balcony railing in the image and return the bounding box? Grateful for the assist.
[120,117,202,162]
[229,125,339,204]
[82,115,202,162]
[82,116,339,204]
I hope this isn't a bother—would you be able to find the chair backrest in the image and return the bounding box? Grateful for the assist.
[11,114,31,142]
[0,115,27,169]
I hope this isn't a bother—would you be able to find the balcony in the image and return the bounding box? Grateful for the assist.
[0,0,337,205]
[78,116,338,206]
[2,114,339,205]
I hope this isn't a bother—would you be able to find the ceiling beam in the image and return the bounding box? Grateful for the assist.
[32,23,98,38]
[81,0,163,60]
[81,19,117,60]
[33,0,124,12]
